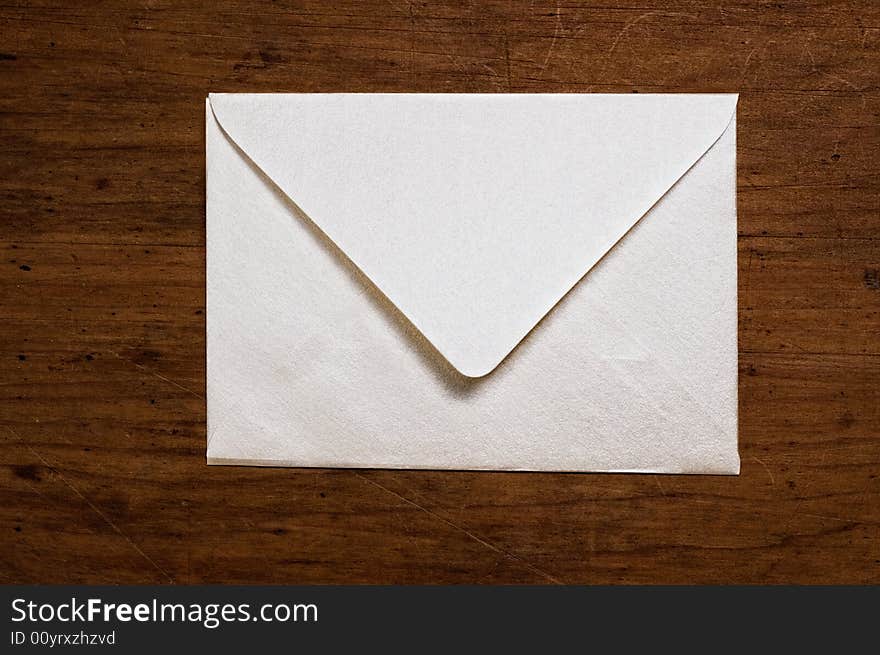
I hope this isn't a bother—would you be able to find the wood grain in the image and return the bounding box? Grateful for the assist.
[1,1,878,584]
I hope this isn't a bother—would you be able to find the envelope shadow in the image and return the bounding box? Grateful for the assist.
[217,125,487,397]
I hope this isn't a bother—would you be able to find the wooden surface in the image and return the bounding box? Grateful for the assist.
[1,1,878,584]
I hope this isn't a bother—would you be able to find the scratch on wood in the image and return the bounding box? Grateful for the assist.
[802,35,858,91]
[601,11,695,82]
[654,477,668,497]
[823,72,858,90]
[110,351,205,401]
[5,428,174,583]
[743,248,754,310]
[607,12,659,57]
[408,0,415,81]
[535,3,562,79]
[738,46,759,86]
[504,29,512,91]
[356,473,564,584]
[752,456,776,486]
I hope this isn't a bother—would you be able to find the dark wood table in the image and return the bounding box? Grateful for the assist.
[2,1,878,584]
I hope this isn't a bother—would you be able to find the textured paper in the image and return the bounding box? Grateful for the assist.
[206,93,739,474]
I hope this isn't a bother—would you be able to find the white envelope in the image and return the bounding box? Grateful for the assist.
[206,93,739,474]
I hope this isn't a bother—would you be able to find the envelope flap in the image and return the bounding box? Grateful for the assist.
[209,93,737,377]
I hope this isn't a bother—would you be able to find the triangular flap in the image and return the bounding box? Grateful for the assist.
[209,93,737,377]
